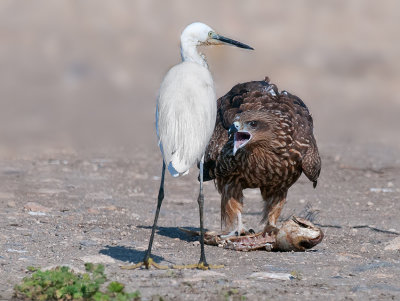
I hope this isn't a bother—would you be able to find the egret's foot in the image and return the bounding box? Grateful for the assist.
[172,262,224,270]
[120,258,169,270]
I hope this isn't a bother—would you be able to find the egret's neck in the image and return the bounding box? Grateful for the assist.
[180,40,208,68]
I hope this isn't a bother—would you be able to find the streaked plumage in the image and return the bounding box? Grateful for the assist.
[203,78,321,235]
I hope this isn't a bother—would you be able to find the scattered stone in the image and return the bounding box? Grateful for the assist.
[131,212,140,220]
[353,261,393,273]
[7,201,16,208]
[367,201,374,206]
[0,192,15,199]
[91,158,113,164]
[37,188,67,195]
[28,211,47,216]
[369,188,394,193]
[24,202,51,213]
[88,227,104,234]
[88,208,100,214]
[336,255,350,262]
[337,252,362,259]
[80,254,116,264]
[101,205,118,211]
[375,273,393,279]
[7,249,27,253]
[48,159,61,165]
[384,237,400,251]
[183,270,226,282]
[79,240,98,247]
[85,192,112,200]
[2,169,21,176]
[249,272,294,281]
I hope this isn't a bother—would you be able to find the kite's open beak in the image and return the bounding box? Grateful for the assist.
[233,131,252,155]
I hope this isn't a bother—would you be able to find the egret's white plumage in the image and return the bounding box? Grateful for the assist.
[134,22,253,269]
[156,23,217,177]
[157,61,216,176]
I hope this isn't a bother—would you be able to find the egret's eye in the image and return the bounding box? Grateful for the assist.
[208,31,213,37]
[248,121,258,128]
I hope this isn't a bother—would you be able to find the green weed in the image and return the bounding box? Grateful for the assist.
[14,263,141,301]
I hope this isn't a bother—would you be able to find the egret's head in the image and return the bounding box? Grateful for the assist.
[181,22,253,50]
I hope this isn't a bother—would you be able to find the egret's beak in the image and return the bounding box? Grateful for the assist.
[211,33,254,50]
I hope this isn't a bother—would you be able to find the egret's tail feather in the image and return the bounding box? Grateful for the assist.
[167,161,189,177]
[167,162,180,177]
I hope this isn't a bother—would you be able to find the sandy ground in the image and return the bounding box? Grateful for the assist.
[1,1,400,300]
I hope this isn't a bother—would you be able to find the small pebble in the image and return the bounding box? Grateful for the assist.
[24,202,51,213]
[79,240,98,247]
[7,201,16,208]
[384,237,400,251]
[28,212,46,216]
[80,255,115,264]
[7,249,27,253]
[88,208,99,214]
[249,272,294,281]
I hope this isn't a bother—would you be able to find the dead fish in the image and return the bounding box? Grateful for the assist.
[179,216,324,252]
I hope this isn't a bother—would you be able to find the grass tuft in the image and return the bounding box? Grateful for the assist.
[14,264,141,301]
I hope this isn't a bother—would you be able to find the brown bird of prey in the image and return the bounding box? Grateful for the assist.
[203,78,321,236]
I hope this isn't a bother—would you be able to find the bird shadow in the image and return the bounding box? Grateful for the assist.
[99,245,165,264]
[136,225,200,242]
[98,226,202,264]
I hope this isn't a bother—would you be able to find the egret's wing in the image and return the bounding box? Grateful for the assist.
[156,62,216,176]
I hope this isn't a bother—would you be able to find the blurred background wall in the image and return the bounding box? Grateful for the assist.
[0,0,399,167]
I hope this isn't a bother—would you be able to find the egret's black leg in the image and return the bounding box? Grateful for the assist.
[121,161,168,270]
[143,160,166,265]
[172,156,222,270]
[122,158,222,271]
[197,157,208,267]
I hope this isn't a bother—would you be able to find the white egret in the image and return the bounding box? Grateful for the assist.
[128,22,253,270]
